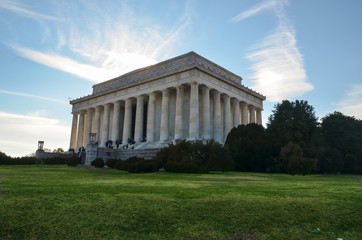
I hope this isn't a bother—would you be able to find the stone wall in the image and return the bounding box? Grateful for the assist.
[35,149,74,159]
[85,143,160,165]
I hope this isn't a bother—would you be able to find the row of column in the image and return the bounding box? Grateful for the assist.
[69,83,263,150]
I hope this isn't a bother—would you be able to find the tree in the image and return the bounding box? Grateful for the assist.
[53,148,64,153]
[225,124,275,172]
[321,112,362,173]
[278,142,318,175]
[267,100,319,147]
[321,112,362,155]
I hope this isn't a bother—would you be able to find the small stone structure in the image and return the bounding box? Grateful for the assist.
[35,141,75,159]
[85,143,160,165]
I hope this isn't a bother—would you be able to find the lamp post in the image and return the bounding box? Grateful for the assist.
[38,141,44,150]
[90,133,96,144]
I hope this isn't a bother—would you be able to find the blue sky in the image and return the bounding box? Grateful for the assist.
[0,0,361,157]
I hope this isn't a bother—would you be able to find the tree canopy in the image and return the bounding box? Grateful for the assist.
[224,124,275,172]
[267,100,319,147]
[321,111,362,156]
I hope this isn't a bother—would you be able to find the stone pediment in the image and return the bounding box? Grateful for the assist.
[70,51,265,104]
[92,51,243,94]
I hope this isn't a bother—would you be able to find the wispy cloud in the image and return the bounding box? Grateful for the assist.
[0,111,70,157]
[232,0,313,102]
[0,0,66,22]
[0,89,67,104]
[6,1,192,83]
[10,45,116,82]
[231,0,279,22]
[337,84,362,119]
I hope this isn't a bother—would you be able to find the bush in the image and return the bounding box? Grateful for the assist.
[0,156,40,165]
[317,147,344,173]
[344,154,362,174]
[225,124,274,172]
[123,157,156,173]
[164,159,209,173]
[65,157,79,167]
[42,157,66,165]
[151,140,233,173]
[205,140,234,171]
[115,159,125,171]
[91,158,105,168]
[112,157,161,173]
[278,142,318,175]
[106,158,118,168]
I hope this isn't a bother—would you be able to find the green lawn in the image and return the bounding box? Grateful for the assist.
[0,166,361,240]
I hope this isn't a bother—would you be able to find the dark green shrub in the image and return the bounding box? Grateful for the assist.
[106,158,118,168]
[0,151,12,165]
[123,157,153,173]
[279,142,318,175]
[127,158,148,173]
[18,157,39,165]
[164,160,208,173]
[317,147,344,173]
[205,140,234,171]
[115,160,125,171]
[91,158,105,168]
[225,124,273,172]
[0,152,41,165]
[121,156,141,171]
[151,139,233,173]
[42,157,66,165]
[65,157,79,167]
[0,156,40,165]
[344,154,362,174]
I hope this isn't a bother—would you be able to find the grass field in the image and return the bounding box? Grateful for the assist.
[0,166,361,240]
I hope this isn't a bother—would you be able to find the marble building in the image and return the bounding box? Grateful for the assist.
[69,52,265,152]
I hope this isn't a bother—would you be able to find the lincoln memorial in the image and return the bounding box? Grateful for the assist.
[69,52,265,160]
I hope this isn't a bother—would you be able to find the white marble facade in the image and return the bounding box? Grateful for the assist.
[69,52,265,150]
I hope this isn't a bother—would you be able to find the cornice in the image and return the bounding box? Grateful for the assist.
[70,51,266,104]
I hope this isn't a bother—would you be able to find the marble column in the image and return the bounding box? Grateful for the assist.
[249,105,256,123]
[134,96,144,142]
[111,101,121,142]
[76,111,85,149]
[94,106,102,143]
[223,95,232,141]
[123,98,132,143]
[160,89,170,141]
[175,85,184,139]
[241,102,248,125]
[232,98,240,128]
[201,86,211,139]
[146,92,156,142]
[84,108,93,145]
[69,113,78,150]
[256,108,262,125]
[213,91,222,143]
[101,104,110,147]
[189,82,199,139]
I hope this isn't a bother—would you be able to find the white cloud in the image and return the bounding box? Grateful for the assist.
[337,85,362,120]
[0,111,70,157]
[10,45,117,83]
[0,89,67,104]
[7,1,192,83]
[231,0,278,22]
[232,0,313,102]
[0,0,66,22]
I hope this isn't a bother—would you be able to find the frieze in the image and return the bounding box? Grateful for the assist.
[92,52,244,94]
[70,52,265,105]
